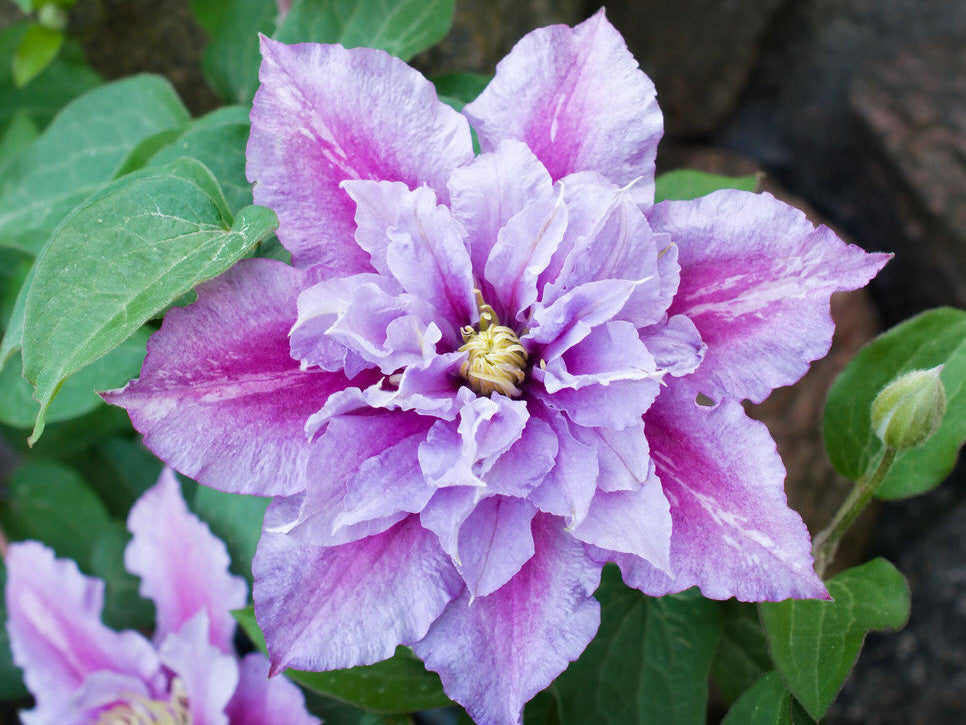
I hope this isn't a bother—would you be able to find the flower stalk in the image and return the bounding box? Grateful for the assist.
[812,446,897,577]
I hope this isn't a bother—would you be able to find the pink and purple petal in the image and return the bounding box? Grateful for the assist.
[615,382,828,601]
[481,413,558,499]
[342,181,478,337]
[413,515,601,725]
[224,653,320,725]
[419,485,480,564]
[456,496,538,598]
[103,259,344,497]
[293,272,441,375]
[537,320,660,392]
[448,140,554,273]
[541,174,671,327]
[639,314,705,377]
[531,313,665,429]
[483,189,568,324]
[525,277,645,362]
[571,484,672,572]
[157,612,238,725]
[570,421,653,493]
[333,426,439,533]
[5,542,160,718]
[418,392,529,488]
[464,10,662,205]
[253,516,464,673]
[535,377,661,430]
[279,412,431,546]
[125,468,248,652]
[528,408,599,526]
[248,38,474,270]
[650,190,891,403]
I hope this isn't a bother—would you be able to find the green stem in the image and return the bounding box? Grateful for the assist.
[812,447,897,577]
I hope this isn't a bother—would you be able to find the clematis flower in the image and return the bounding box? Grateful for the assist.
[103,10,890,724]
[4,468,318,725]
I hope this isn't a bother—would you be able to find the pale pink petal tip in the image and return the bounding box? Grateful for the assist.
[126,468,248,653]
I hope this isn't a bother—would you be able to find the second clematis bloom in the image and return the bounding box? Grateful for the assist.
[104,10,890,725]
[4,469,318,725]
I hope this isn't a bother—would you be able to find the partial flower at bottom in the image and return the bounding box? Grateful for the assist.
[4,468,318,725]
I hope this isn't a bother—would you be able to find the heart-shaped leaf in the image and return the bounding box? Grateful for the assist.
[760,558,910,721]
[0,74,189,254]
[720,671,815,725]
[20,159,277,441]
[552,566,721,725]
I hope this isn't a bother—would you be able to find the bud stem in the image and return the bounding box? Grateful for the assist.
[812,446,897,577]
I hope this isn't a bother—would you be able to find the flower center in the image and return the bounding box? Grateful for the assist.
[96,681,191,725]
[458,298,529,398]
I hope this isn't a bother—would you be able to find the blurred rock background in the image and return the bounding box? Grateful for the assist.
[1,0,964,722]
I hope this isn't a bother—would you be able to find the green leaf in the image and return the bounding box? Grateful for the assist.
[201,0,279,104]
[146,106,253,213]
[523,689,561,725]
[0,244,31,328]
[189,0,235,33]
[301,691,411,725]
[760,558,910,721]
[0,460,111,570]
[720,671,815,725]
[0,108,38,172]
[654,169,759,203]
[0,23,101,134]
[12,23,63,88]
[21,159,278,442]
[89,519,155,631]
[553,566,721,725]
[710,600,773,705]
[192,485,268,581]
[234,606,451,713]
[0,328,148,428]
[0,563,27,700]
[84,436,163,516]
[0,254,33,368]
[824,307,966,498]
[432,73,490,109]
[276,0,454,61]
[113,127,188,178]
[0,74,190,254]
[1,403,131,458]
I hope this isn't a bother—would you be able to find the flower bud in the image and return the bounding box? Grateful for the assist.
[870,366,946,450]
[37,4,68,32]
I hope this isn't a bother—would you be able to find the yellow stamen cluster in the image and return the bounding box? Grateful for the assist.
[97,680,191,725]
[458,299,529,398]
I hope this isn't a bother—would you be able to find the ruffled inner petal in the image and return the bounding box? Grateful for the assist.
[292,271,441,376]
[342,180,477,340]
[277,412,432,547]
[448,140,554,274]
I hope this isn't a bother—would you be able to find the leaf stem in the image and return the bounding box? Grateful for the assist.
[812,447,897,577]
